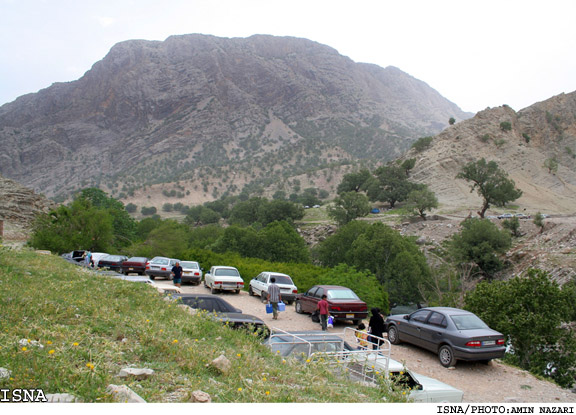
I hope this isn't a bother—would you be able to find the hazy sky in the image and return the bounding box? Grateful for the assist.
[1,0,575,113]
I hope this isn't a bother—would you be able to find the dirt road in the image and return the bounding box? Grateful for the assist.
[167,281,576,403]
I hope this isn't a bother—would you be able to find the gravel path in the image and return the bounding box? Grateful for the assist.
[172,282,576,403]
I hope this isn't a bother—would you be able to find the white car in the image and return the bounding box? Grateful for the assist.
[249,271,298,304]
[204,266,244,294]
[180,261,203,285]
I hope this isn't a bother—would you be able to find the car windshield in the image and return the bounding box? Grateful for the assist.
[180,261,199,269]
[327,289,359,300]
[152,258,169,265]
[105,256,123,261]
[128,257,146,262]
[271,274,293,285]
[450,314,489,330]
[215,268,240,277]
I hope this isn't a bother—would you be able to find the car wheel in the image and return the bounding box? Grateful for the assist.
[204,279,208,288]
[261,293,268,303]
[438,345,456,368]
[387,325,401,345]
[211,286,218,294]
[235,289,240,294]
[248,287,254,296]
[287,300,293,305]
[295,301,303,314]
[150,275,155,280]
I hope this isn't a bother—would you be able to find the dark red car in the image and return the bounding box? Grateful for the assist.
[295,285,368,325]
[120,257,148,275]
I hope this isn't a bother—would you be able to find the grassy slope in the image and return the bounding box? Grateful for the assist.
[0,248,402,403]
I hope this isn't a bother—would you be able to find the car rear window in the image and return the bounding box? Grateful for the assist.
[153,259,169,265]
[327,289,359,300]
[450,314,489,330]
[271,274,293,285]
[215,268,240,277]
[180,261,199,269]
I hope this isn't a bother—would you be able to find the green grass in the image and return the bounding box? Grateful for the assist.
[0,248,404,403]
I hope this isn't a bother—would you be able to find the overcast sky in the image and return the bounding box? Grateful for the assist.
[1,0,575,113]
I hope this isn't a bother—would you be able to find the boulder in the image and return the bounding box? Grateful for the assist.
[118,368,155,380]
[106,384,146,403]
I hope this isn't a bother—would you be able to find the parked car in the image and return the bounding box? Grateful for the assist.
[97,254,128,272]
[180,261,203,285]
[266,330,463,402]
[295,285,368,325]
[515,213,531,219]
[249,271,298,304]
[145,256,180,280]
[90,252,109,267]
[170,293,268,336]
[204,266,244,294]
[385,307,506,367]
[497,213,514,219]
[120,257,148,275]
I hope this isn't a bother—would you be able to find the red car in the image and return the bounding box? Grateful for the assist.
[120,257,148,275]
[295,285,368,325]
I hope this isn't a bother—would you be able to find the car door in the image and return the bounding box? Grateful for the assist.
[418,311,448,353]
[300,286,321,313]
[399,309,431,347]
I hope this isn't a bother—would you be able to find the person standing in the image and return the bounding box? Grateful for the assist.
[368,308,386,350]
[317,294,329,331]
[84,251,92,267]
[355,322,369,349]
[171,261,183,288]
[267,277,282,320]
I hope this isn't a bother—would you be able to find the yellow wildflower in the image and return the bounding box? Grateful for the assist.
[72,342,79,347]
[86,363,95,370]
[21,347,27,351]
[237,388,242,392]
[265,391,270,396]
[237,353,241,357]
[172,339,178,344]
[48,349,55,355]
[46,341,52,345]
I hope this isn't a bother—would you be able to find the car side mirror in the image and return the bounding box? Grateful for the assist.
[403,315,410,320]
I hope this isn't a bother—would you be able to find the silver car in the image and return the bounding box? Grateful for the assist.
[386,307,506,367]
[144,256,180,280]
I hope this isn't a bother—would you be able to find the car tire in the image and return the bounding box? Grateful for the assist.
[150,275,155,280]
[235,289,240,294]
[211,285,218,294]
[295,301,303,314]
[387,325,401,345]
[261,293,268,303]
[249,287,254,296]
[204,279,208,288]
[439,345,456,368]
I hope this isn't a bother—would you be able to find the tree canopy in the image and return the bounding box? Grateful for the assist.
[456,158,522,218]
[327,191,371,226]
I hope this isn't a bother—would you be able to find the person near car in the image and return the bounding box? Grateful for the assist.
[171,262,183,288]
[84,251,92,267]
[317,294,329,331]
[355,322,369,349]
[368,308,385,350]
[266,277,282,320]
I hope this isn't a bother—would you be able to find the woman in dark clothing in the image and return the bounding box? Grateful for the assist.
[368,307,386,350]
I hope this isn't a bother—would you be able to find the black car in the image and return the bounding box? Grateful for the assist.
[120,257,148,275]
[171,294,269,336]
[97,255,128,272]
[386,307,506,367]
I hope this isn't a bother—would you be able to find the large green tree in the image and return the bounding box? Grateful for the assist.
[449,218,511,277]
[406,186,438,220]
[336,169,372,194]
[466,269,576,388]
[366,164,422,208]
[29,198,114,253]
[314,221,431,303]
[327,191,371,226]
[456,158,522,218]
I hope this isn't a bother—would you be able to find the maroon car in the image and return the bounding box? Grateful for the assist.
[120,257,148,275]
[295,285,368,325]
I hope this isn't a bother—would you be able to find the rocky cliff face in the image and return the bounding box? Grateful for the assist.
[0,34,471,200]
[401,91,576,214]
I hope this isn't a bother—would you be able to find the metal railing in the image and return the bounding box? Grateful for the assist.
[267,327,391,385]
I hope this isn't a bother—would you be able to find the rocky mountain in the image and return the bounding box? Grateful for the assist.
[0,34,471,202]
[400,91,576,215]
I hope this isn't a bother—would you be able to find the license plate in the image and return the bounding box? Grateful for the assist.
[346,314,354,319]
[183,272,191,276]
[129,268,134,271]
[483,340,496,346]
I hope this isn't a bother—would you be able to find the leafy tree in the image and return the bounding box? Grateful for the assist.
[499,121,512,131]
[136,220,189,258]
[411,136,433,152]
[185,206,221,226]
[466,269,576,388]
[125,203,137,213]
[259,221,310,263]
[449,218,511,277]
[544,157,559,174]
[449,117,456,125]
[336,169,372,194]
[401,158,416,176]
[456,158,523,218]
[406,187,438,220]
[29,198,114,253]
[78,188,137,247]
[327,191,371,226]
[315,222,431,304]
[533,212,545,234]
[502,216,522,237]
[228,197,303,227]
[366,164,422,208]
[141,206,157,216]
